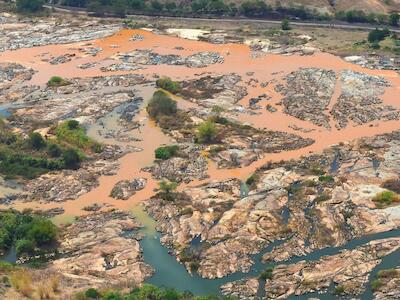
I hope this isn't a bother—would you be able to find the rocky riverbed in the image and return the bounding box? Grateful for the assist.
[0,10,400,300]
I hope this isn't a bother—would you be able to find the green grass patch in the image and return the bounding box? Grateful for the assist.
[47,76,71,87]
[373,190,400,208]
[155,145,179,160]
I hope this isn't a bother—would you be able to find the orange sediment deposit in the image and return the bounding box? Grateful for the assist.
[1,28,400,220]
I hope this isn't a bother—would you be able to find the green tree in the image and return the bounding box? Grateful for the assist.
[27,218,58,246]
[16,0,44,12]
[15,239,35,256]
[62,149,81,170]
[368,28,390,43]
[47,143,62,158]
[389,13,400,27]
[158,180,178,201]
[28,132,46,150]
[196,120,218,144]
[146,91,177,119]
[155,77,181,94]
[281,18,291,30]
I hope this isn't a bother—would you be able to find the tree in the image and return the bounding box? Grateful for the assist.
[196,120,218,144]
[28,132,46,150]
[146,91,177,119]
[27,218,58,246]
[389,13,400,27]
[158,180,178,201]
[368,28,390,43]
[281,18,291,30]
[16,0,44,12]
[240,0,271,17]
[62,149,81,170]
[15,239,35,256]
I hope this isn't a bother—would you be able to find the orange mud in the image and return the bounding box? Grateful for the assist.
[0,28,399,220]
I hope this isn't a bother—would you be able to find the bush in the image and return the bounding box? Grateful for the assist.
[156,77,181,94]
[67,119,80,130]
[28,132,46,150]
[158,180,178,201]
[47,76,70,87]
[371,279,383,291]
[281,18,291,30]
[333,284,345,295]
[368,28,390,43]
[62,148,81,170]
[147,90,177,119]
[373,190,400,207]
[85,288,101,299]
[260,267,273,280]
[155,145,179,160]
[196,120,218,144]
[15,239,35,256]
[318,175,334,183]
[47,143,62,158]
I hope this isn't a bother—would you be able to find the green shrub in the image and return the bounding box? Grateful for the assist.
[156,77,181,94]
[281,18,291,30]
[155,145,179,160]
[333,284,345,295]
[47,143,62,158]
[373,190,400,207]
[47,76,70,87]
[260,267,273,280]
[147,90,177,119]
[0,211,58,258]
[368,28,390,43]
[318,175,334,183]
[245,173,259,188]
[15,239,35,256]
[28,132,46,150]
[66,119,80,130]
[371,279,383,291]
[62,148,81,170]
[196,120,218,144]
[85,288,100,299]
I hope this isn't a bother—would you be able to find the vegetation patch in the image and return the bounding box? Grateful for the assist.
[196,120,219,144]
[156,77,181,94]
[155,145,179,160]
[0,210,58,258]
[47,76,71,87]
[77,284,234,300]
[259,267,273,280]
[373,190,400,208]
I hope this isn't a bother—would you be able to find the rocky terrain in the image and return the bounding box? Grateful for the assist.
[222,237,400,298]
[0,14,120,52]
[49,210,153,290]
[279,68,400,130]
[145,129,400,283]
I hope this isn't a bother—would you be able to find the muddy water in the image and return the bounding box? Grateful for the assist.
[1,28,400,296]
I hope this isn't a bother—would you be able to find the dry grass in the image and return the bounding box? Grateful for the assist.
[10,270,34,298]
[37,284,52,299]
[49,275,61,293]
